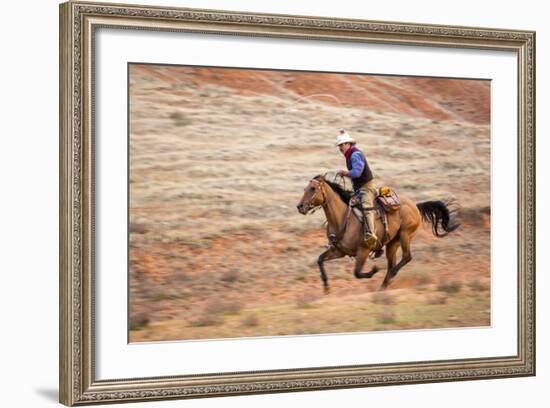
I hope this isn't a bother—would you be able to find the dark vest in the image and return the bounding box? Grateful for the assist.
[345,146,373,192]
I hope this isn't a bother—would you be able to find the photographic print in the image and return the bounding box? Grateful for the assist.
[60,4,535,404]
[128,64,491,342]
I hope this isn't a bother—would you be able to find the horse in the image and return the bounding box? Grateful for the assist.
[296,175,459,292]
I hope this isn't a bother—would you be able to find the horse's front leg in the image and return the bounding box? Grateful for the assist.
[317,246,345,294]
[353,247,380,279]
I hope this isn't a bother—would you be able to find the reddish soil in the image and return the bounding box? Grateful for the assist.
[132,64,490,124]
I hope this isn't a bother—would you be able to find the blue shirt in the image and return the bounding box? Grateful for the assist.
[348,151,366,179]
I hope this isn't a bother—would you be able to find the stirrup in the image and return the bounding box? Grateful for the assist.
[372,248,384,259]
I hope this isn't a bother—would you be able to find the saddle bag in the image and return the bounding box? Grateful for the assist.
[377,186,401,212]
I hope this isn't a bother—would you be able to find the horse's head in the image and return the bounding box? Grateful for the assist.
[297,176,326,215]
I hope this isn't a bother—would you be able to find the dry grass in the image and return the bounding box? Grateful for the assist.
[412,271,433,286]
[241,314,260,328]
[468,279,490,292]
[221,301,243,315]
[220,269,240,283]
[372,292,395,305]
[188,299,243,327]
[204,299,243,315]
[426,293,448,305]
[173,268,191,282]
[170,111,192,126]
[437,281,463,295]
[295,293,319,309]
[376,311,397,324]
[129,222,148,234]
[189,314,223,327]
[129,312,150,331]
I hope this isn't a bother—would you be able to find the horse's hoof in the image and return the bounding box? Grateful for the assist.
[379,278,394,290]
[365,265,380,278]
[324,286,330,295]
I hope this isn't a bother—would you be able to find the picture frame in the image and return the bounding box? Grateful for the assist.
[59,1,535,405]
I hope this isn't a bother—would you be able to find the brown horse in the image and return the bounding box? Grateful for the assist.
[296,175,459,292]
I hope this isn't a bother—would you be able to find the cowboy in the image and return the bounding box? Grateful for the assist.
[335,129,379,248]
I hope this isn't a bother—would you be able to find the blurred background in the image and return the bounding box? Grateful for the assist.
[128,64,491,342]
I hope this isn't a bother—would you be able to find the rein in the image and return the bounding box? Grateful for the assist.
[333,173,348,192]
[328,203,353,250]
[309,178,353,251]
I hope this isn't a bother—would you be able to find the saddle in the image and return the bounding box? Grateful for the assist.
[350,187,401,252]
[328,185,401,253]
[350,186,401,221]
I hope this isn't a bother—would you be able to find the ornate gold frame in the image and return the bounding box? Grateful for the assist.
[59,1,535,405]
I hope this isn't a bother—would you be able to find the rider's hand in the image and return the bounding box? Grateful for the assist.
[337,169,349,177]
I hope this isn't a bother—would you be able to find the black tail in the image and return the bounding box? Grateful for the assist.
[416,200,460,237]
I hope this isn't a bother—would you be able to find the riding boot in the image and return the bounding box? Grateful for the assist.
[360,207,378,248]
[367,210,381,248]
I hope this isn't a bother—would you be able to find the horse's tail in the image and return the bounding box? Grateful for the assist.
[416,200,460,237]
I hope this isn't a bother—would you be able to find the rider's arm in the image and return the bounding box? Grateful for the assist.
[347,151,365,179]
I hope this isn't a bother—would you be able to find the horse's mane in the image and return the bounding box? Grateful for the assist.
[313,175,353,204]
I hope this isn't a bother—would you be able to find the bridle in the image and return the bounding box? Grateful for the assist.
[304,179,327,215]
[304,174,347,215]
[305,175,354,251]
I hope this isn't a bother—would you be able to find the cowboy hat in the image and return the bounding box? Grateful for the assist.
[335,129,356,146]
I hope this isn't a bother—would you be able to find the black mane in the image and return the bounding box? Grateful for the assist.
[313,175,353,204]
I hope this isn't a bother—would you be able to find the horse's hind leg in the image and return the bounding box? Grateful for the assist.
[317,246,345,294]
[380,236,400,290]
[380,231,413,290]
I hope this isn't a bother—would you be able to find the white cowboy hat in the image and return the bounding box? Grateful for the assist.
[335,129,355,146]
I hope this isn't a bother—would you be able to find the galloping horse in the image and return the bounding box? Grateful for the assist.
[296,175,459,292]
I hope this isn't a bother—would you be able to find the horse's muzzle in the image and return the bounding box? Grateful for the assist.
[296,203,307,215]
